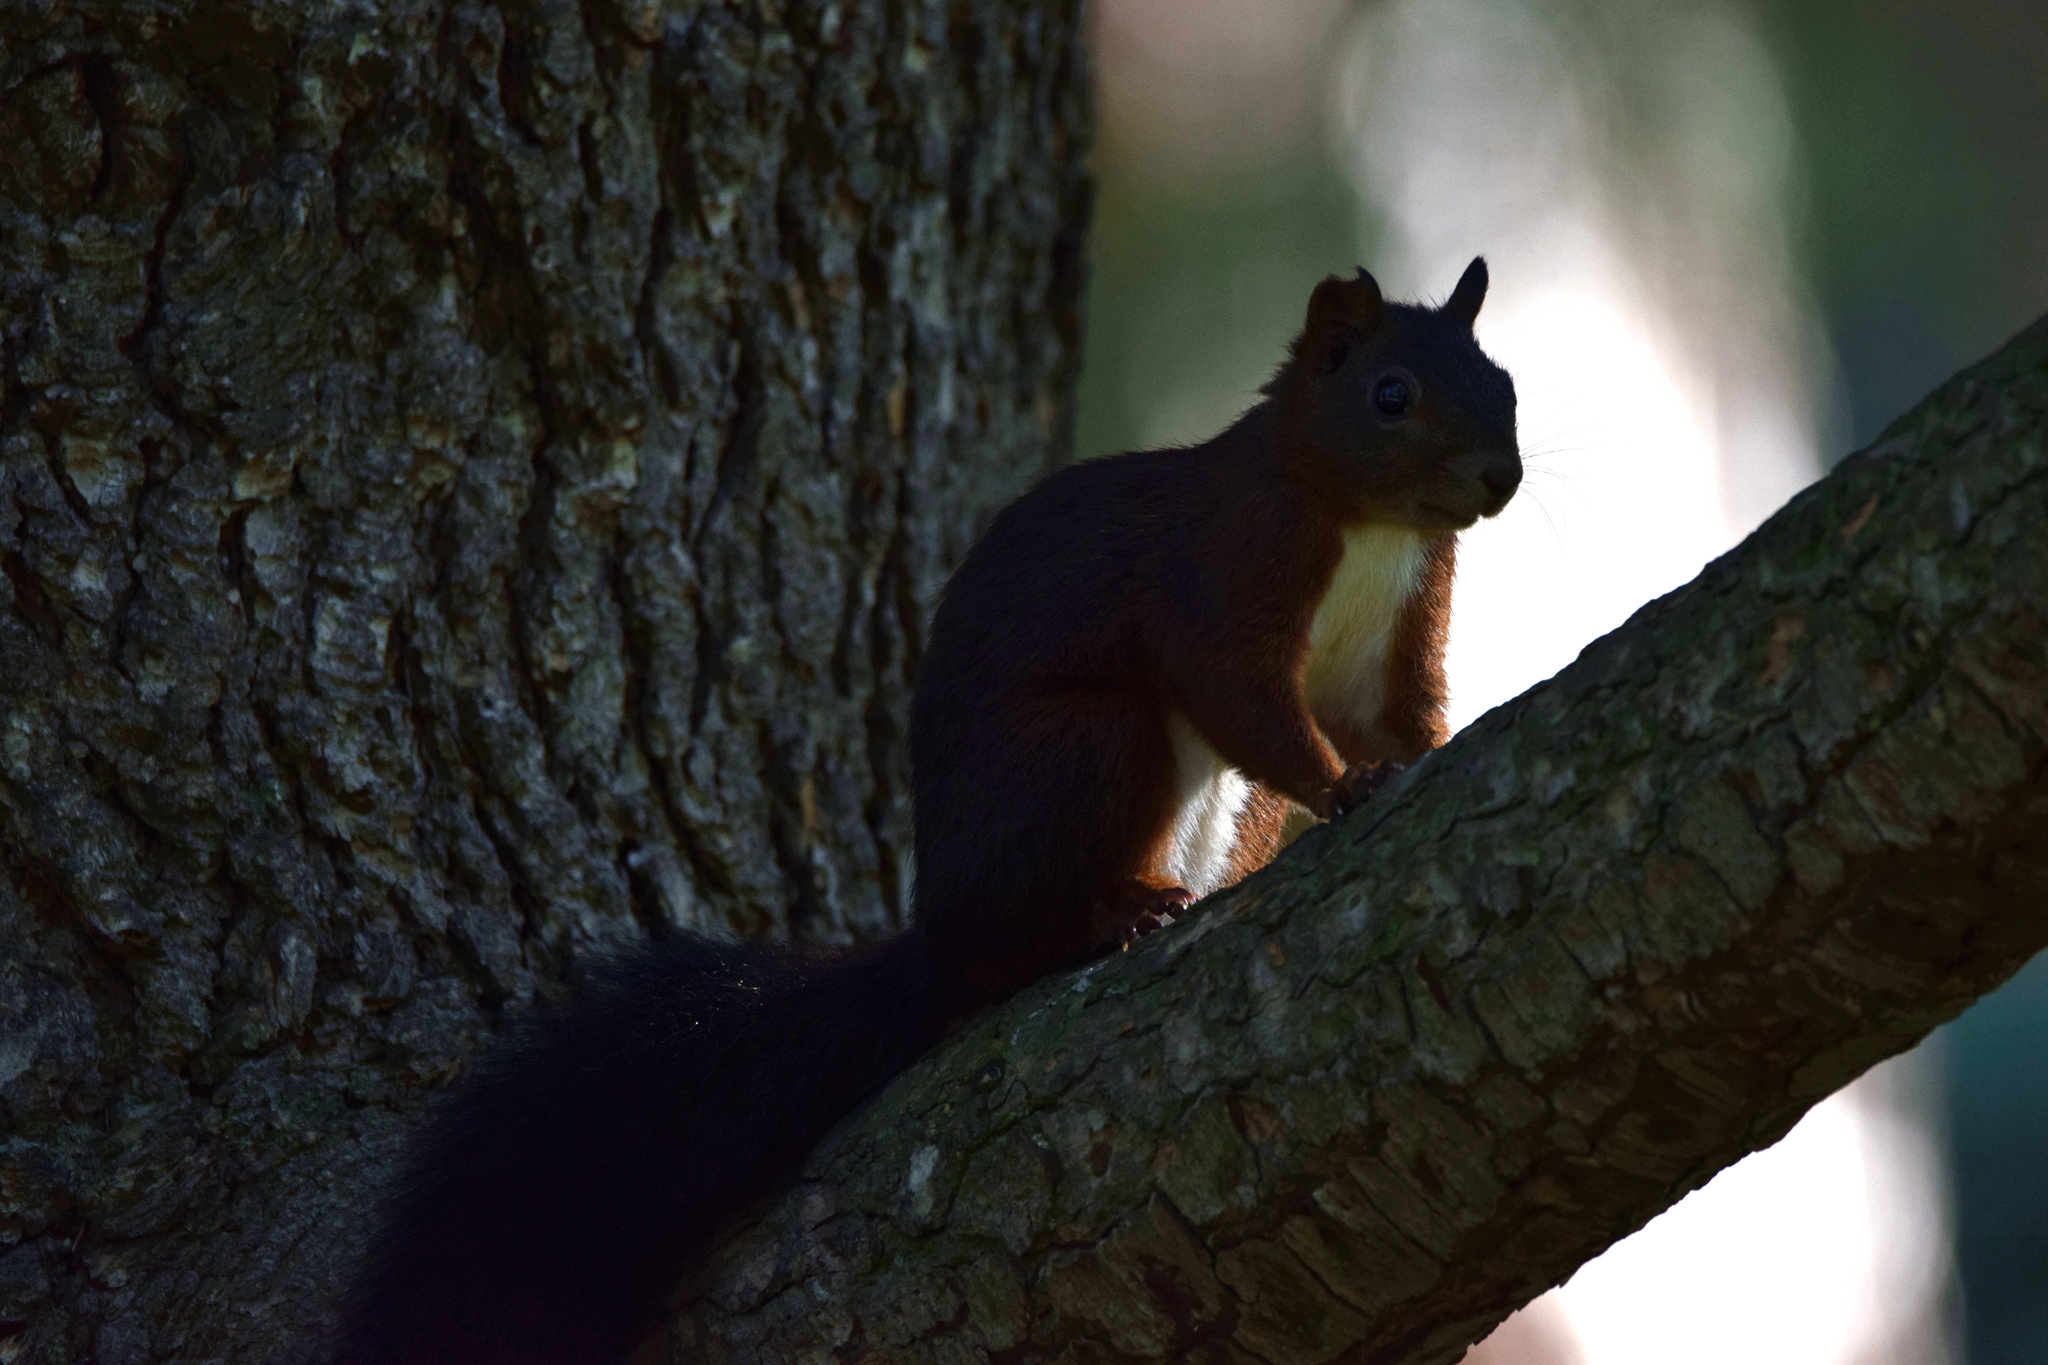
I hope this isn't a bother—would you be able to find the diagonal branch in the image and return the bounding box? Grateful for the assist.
[650,316,2048,1365]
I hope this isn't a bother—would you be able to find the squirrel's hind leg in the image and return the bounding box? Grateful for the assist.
[1091,875,1195,948]
[1217,782,1297,887]
[914,690,1188,996]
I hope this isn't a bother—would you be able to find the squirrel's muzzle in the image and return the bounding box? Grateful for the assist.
[1443,445,1522,523]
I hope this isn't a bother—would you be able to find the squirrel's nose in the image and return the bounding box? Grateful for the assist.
[1477,451,1522,507]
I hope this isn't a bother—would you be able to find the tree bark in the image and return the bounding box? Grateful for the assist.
[0,1,1088,1360]
[652,318,2048,1364]
[6,0,2046,1360]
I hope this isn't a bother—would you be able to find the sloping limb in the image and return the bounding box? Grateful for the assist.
[648,316,2048,1364]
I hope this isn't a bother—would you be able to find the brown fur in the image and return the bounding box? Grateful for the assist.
[1220,782,1297,887]
[910,261,1519,997]
[1387,535,1458,753]
[1230,532,1457,887]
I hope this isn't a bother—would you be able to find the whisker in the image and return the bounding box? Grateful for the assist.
[1520,465,1580,500]
[1522,487,1567,555]
[1520,422,1597,466]
[1524,421,1595,450]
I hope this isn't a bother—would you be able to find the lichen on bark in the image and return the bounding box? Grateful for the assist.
[0,1,1088,1358]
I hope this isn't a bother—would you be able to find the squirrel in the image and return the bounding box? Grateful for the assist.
[334,258,1520,1364]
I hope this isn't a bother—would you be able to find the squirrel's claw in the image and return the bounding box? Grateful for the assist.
[1322,760,1406,819]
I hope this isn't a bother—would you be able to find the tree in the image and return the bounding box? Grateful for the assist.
[0,2,1086,1359]
[2,5,2042,1365]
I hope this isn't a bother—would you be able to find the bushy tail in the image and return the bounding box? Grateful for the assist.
[335,931,947,1365]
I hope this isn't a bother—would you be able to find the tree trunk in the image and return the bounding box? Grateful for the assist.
[0,1,1089,1359]
[652,316,2048,1363]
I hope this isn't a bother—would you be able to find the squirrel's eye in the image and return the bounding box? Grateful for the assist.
[1373,376,1414,418]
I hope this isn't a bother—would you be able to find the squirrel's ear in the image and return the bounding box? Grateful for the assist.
[1305,269,1386,366]
[1442,256,1489,330]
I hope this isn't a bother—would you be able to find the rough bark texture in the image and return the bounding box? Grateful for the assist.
[0,1,1088,1359]
[653,318,2048,1365]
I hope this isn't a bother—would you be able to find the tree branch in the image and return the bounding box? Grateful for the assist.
[651,315,2048,1364]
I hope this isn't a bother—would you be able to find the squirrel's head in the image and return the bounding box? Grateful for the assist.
[1275,257,1521,532]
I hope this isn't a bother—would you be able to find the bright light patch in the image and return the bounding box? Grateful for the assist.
[1336,0,1828,729]
[1553,1067,1954,1365]
[1444,277,1731,731]
[1334,2,1953,1363]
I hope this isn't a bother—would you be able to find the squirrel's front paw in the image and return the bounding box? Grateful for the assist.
[1320,761,1405,818]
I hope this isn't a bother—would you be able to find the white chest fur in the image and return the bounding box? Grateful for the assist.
[1302,525,1429,737]
[1156,526,1426,897]
[1160,711,1252,898]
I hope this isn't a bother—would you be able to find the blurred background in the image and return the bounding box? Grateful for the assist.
[1076,1,2048,1361]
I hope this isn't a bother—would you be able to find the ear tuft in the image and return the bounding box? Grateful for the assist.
[1305,269,1386,352]
[1441,256,1488,330]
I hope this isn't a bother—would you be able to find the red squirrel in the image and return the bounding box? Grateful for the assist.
[336,259,1519,1365]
